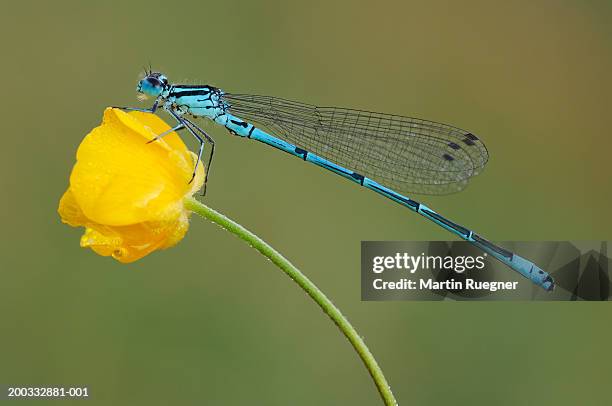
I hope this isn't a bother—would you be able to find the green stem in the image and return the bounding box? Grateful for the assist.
[184,197,398,406]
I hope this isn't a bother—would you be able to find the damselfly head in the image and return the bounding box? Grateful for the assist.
[137,72,169,97]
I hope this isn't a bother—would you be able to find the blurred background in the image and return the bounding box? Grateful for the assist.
[1,0,611,404]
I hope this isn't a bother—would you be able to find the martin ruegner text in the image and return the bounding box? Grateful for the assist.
[373,278,518,292]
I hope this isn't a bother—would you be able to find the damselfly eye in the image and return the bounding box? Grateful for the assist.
[147,77,161,86]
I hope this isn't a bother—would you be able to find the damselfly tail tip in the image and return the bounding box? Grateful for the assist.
[543,276,555,292]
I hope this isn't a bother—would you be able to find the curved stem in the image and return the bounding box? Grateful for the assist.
[184,197,398,406]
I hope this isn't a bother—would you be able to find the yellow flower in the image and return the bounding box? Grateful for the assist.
[58,108,205,263]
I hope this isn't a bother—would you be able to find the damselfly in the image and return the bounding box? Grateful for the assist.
[116,70,554,291]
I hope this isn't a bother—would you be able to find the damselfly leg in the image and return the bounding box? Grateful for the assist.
[146,123,186,144]
[183,117,215,196]
[113,102,215,194]
[166,110,215,195]
[113,100,159,114]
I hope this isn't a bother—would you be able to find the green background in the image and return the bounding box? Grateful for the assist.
[1,1,611,404]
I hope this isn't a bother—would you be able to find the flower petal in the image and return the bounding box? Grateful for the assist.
[69,108,204,226]
[58,189,88,228]
[59,108,204,263]
[79,216,189,263]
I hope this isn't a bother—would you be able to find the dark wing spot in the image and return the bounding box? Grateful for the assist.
[463,138,476,146]
[448,142,460,150]
[443,154,455,161]
[465,133,479,140]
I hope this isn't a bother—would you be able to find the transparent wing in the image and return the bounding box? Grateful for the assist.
[223,93,489,195]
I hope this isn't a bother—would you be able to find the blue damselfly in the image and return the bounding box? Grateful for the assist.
[116,71,554,291]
